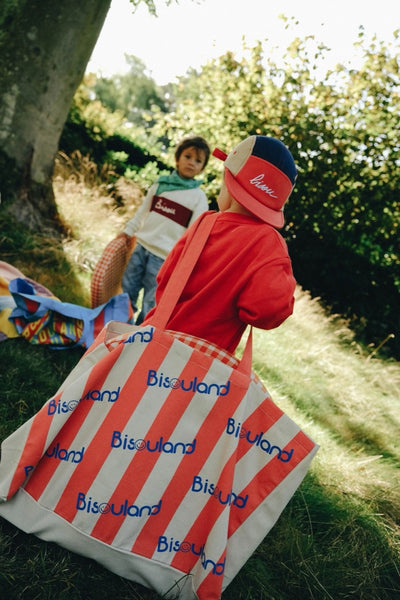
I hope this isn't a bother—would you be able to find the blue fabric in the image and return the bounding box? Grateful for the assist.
[8,278,132,349]
[122,243,164,324]
[253,136,297,184]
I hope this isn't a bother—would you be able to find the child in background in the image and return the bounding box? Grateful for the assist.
[120,135,210,323]
[144,135,297,353]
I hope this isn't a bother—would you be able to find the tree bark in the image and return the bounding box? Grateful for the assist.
[0,0,112,233]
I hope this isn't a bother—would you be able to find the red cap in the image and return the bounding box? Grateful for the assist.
[213,136,297,228]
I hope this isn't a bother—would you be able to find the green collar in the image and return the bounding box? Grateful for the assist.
[156,170,203,194]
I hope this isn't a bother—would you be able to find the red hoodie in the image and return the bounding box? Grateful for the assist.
[144,211,296,353]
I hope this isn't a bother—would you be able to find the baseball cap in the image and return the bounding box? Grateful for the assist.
[212,135,297,228]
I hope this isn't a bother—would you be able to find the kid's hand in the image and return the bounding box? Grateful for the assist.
[127,235,136,251]
[116,232,136,249]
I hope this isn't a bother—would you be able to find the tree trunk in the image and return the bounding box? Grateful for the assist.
[0,0,112,233]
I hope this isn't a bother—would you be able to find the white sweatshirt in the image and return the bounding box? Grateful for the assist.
[123,182,208,259]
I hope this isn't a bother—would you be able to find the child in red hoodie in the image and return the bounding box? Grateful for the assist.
[144,135,297,354]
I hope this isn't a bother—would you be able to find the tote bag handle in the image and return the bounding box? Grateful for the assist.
[149,211,253,375]
[149,212,218,329]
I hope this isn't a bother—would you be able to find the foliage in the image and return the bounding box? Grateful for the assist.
[0,178,399,599]
[70,74,126,139]
[124,159,171,192]
[92,54,168,125]
[60,76,169,179]
[128,0,177,17]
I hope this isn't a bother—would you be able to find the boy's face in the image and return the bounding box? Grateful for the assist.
[176,146,206,179]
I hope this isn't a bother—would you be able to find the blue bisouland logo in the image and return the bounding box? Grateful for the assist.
[24,465,34,478]
[45,443,85,463]
[76,492,162,517]
[47,387,121,415]
[157,536,225,575]
[24,444,86,479]
[122,327,154,344]
[226,417,293,462]
[147,370,230,396]
[191,475,248,508]
[111,430,196,454]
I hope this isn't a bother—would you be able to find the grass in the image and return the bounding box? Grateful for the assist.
[0,163,399,599]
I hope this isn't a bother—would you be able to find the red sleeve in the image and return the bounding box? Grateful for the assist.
[236,258,296,330]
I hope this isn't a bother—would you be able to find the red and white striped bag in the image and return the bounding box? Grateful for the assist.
[0,214,318,599]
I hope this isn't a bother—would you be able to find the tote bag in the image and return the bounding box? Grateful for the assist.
[0,213,318,599]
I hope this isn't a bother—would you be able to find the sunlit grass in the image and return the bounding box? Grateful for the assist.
[250,290,400,529]
[53,153,140,303]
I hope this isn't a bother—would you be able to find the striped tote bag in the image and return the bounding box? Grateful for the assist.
[0,213,318,599]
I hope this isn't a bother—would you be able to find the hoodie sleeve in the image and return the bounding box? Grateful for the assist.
[122,183,158,236]
[237,257,296,330]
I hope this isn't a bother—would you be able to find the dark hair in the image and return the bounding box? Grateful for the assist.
[175,136,211,168]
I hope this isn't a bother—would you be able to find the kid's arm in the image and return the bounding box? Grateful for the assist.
[237,259,296,331]
[122,182,158,236]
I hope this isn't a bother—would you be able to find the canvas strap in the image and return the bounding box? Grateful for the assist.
[150,211,253,375]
